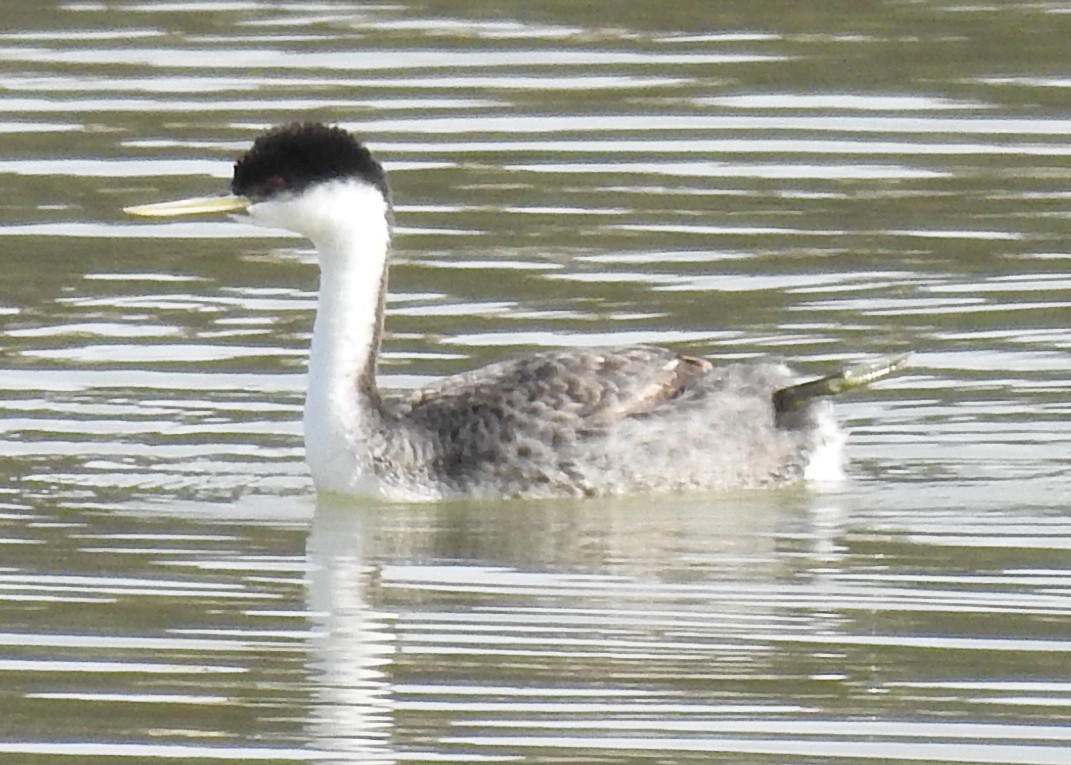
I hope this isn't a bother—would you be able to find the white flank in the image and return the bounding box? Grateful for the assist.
[802,403,848,484]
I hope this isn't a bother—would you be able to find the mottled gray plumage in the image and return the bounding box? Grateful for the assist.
[359,346,831,498]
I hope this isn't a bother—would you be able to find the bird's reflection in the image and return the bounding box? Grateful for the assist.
[302,491,848,762]
[305,499,397,764]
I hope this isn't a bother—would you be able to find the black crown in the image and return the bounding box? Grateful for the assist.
[231,123,389,202]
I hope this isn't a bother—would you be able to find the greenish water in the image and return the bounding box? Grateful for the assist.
[1,1,1070,762]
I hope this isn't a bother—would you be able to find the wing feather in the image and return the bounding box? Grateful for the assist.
[397,346,710,429]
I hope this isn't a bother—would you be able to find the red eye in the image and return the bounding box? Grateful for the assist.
[266,175,286,190]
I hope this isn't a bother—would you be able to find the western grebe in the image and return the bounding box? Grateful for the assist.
[125,122,907,500]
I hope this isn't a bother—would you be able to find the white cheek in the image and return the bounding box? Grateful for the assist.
[244,182,388,244]
[247,198,299,232]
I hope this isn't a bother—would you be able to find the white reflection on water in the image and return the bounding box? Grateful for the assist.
[306,503,397,764]
[357,114,1071,135]
[0,659,243,673]
[513,161,947,180]
[0,47,786,68]
[297,494,1071,764]
[383,138,1071,156]
[0,742,326,761]
[442,733,1071,765]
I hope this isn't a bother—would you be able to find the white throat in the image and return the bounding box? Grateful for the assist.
[249,179,392,494]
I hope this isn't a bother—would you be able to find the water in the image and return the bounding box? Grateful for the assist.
[1,0,1070,762]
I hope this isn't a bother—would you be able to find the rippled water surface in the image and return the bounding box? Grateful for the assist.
[1,1,1070,762]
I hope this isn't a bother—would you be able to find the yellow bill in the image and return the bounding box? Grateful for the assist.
[123,193,250,217]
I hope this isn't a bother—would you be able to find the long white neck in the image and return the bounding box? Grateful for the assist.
[249,179,392,493]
